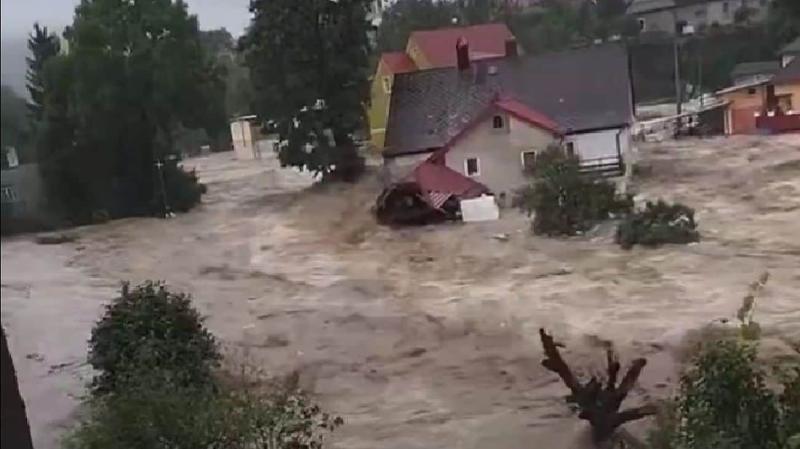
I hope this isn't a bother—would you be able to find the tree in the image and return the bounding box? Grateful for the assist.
[35,0,221,222]
[376,0,460,53]
[88,282,220,395]
[539,329,656,444]
[1,85,32,164]
[513,145,632,236]
[1,327,34,449]
[25,23,60,122]
[241,0,370,181]
[615,200,700,249]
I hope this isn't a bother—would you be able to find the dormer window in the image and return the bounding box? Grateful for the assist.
[492,115,504,129]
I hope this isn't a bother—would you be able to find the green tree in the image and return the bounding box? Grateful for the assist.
[242,0,370,181]
[376,0,459,52]
[25,23,60,122]
[36,0,221,221]
[88,282,220,395]
[1,86,32,164]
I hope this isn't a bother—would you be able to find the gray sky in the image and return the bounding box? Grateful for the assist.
[1,0,252,39]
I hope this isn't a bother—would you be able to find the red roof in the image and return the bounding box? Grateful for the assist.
[438,96,562,151]
[495,97,562,134]
[410,23,514,68]
[380,52,417,74]
[408,160,489,208]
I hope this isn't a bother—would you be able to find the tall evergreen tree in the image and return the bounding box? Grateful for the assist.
[25,23,61,122]
[241,0,370,181]
[36,0,220,222]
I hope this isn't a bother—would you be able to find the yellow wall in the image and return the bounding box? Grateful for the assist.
[406,38,431,69]
[368,61,393,150]
[775,82,800,111]
[720,84,768,109]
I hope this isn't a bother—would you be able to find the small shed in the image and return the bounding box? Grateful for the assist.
[230,115,261,160]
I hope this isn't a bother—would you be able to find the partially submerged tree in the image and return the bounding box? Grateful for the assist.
[514,144,632,236]
[34,0,222,222]
[539,329,656,445]
[241,0,370,181]
[615,200,700,249]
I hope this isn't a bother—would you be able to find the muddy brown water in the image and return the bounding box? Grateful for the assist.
[2,135,799,449]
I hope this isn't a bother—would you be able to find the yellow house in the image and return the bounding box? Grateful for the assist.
[368,23,515,150]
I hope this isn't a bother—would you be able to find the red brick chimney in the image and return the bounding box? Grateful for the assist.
[456,37,470,71]
[505,38,518,58]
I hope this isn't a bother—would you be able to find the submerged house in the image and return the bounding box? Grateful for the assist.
[382,42,636,199]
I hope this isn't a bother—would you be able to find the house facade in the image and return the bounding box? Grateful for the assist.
[368,23,514,150]
[718,57,800,134]
[780,37,800,69]
[383,43,635,198]
[628,0,769,34]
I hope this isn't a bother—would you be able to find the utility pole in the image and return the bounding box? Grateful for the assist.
[673,12,682,137]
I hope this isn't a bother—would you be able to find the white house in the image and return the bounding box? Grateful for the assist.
[383,42,635,197]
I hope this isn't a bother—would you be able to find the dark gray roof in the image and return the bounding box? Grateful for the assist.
[772,57,800,85]
[730,61,781,79]
[384,44,634,156]
[781,36,800,56]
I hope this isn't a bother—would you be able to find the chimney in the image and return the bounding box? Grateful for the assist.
[505,38,518,58]
[456,37,470,71]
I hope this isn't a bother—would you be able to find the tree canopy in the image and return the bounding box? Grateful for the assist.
[33,0,222,222]
[241,0,370,180]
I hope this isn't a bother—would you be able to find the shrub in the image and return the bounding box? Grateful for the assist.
[648,339,799,449]
[161,162,206,213]
[88,281,220,395]
[64,374,343,449]
[514,145,632,236]
[615,200,699,249]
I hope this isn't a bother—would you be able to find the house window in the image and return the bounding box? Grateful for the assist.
[637,18,646,31]
[722,1,729,13]
[492,115,504,129]
[777,94,793,112]
[521,151,537,172]
[747,87,757,95]
[695,6,707,17]
[381,76,391,94]
[565,141,576,157]
[465,157,480,176]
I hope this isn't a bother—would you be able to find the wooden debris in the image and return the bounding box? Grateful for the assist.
[539,328,656,444]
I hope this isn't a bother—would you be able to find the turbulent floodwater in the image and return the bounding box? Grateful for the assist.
[2,135,799,449]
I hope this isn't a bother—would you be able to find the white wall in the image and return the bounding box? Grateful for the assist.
[444,114,557,197]
[231,120,257,160]
[565,127,627,163]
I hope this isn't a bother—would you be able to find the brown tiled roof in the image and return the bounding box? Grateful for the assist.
[410,23,514,68]
[384,44,634,156]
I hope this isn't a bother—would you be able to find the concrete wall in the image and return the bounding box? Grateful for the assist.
[1,164,47,221]
[443,114,556,197]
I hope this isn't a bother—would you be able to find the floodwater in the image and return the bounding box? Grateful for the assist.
[2,134,799,449]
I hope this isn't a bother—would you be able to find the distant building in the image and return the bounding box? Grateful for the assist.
[780,36,800,69]
[627,0,769,35]
[717,57,800,134]
[730,61,780,86]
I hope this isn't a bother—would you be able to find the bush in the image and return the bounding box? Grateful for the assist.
[648,339,799,449]
[64,374,343,449]
[514,145,632,236]
[88,281,220,395]
[615,200,700,249]
[161,162,206,214]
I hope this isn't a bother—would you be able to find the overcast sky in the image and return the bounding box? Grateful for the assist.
[1,0,252,39]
